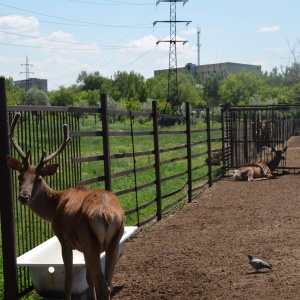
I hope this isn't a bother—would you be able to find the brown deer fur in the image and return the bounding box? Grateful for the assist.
[6,113,124,300]
[233,147,287,181]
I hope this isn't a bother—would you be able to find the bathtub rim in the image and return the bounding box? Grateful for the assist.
[16,225,138,267]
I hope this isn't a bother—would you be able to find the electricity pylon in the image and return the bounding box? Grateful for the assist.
[154,0,191,113]
[20,56,34,91]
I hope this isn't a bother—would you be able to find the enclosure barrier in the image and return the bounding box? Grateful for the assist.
[221,104,300,175]
[0,80,223,298]
[2,79,300,298]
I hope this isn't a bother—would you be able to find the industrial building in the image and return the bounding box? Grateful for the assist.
[154,62,262,78]
[14,78,48,91]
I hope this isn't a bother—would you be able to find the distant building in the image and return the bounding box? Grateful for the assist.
[154,62,262,78]
[14,78,48,91]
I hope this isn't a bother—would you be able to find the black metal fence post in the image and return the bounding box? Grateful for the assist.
[101,93,112,191]
[0,77,19,299]
[152,101,162,221]
[243,112,248,163]
[185,102,192,203]
[220,107,226,176]
[206,108,213,187]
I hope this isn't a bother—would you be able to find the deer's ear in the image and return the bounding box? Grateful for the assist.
[6,155,23,172]
[41,164,59,177]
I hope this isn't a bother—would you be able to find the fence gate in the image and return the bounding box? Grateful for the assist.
[222,104,300,175]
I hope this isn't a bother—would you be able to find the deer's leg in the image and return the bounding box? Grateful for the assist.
[61,244,73,300]
[84,246,109,300]
[105,226,124,291]
[86,267,97,300]
[247,169,255,181]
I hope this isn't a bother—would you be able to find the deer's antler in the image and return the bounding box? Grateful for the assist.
[37,123,71,169]
[9,113,71,170]
[9,113,31,167]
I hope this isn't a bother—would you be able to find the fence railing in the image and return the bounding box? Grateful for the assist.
[0,81,223,298]
[222,104,300,175]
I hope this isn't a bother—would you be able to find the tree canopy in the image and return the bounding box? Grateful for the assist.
[5,52,300,111]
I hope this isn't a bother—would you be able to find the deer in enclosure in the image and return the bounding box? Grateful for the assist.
[6,113,124,300]
[233,146,287,181]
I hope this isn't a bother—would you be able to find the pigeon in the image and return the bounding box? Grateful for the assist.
[247,254,272,271]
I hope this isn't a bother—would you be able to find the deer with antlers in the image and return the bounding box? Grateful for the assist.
[6,113,124,300]
[233,146,287,181]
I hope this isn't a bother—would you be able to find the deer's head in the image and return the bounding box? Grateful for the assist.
[6,113,71,205]
[271,146,287,160]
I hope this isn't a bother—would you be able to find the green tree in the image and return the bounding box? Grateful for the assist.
[262,67,285,87]
[145,72,168,102]
[119,97,141,111]
[50,87,75,106]
[22,88,50,106]
[290,82,300,104]
[74,90,100,107]
[104,71,147,103]
[283,62,300,86]
[146,71,205,110]
[202,71,227,107]
[177,72,205,108]
[4,77,26,105]
[76,71,107,91]
[219,70,266,105]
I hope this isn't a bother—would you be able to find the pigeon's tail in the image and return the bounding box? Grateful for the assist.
[259,261,272,270]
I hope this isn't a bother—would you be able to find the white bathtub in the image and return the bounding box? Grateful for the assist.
[17,226,138,299]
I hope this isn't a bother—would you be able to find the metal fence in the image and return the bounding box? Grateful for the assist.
[0,81,223,298]
[2,75,300,298]
[222,104,300,175]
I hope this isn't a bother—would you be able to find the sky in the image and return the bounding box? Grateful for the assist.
[0,0,299,91]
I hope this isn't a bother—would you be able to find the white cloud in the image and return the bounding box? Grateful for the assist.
[258,26,280,33]
[122,35,158,53]
[11,30,101,56]
[0,15,40,36]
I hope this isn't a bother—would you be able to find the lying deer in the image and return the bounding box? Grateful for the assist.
[233,146,287,181]
[6,113,124,300]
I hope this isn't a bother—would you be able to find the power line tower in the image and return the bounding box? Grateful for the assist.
[197,27,201,67]
[20,55,34,91]
[154,0,191,113]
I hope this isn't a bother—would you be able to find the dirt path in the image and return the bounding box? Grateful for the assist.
[112,138,300,300]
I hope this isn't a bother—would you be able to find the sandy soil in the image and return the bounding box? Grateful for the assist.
[112,137,300,300]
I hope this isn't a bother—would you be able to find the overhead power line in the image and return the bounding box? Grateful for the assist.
[0,4,151,28]
[67,0,153,5]
[0,30,156,51]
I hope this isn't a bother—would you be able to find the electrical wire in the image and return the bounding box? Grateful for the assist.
[67,0,153,5]
[0,4,151,28]
[0,30,156,50]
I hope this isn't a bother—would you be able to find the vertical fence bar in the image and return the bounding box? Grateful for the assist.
[243,112,248,163]
[152,101,162,221]
[206,108,213,187]
[232,111,237,167]
[185,102,192,203]
[221,108,226,176]
[101,93,112,191]
[0,77,19,299]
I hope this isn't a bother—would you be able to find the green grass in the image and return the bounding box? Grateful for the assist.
[77,116,222,226]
